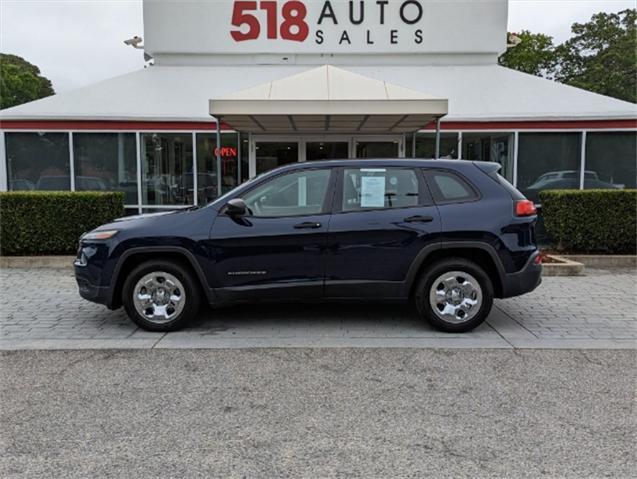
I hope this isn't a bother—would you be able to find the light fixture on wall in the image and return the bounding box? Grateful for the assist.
[123,36,144,49]
[124,36,153,63]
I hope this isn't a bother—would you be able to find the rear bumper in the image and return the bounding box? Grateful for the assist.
[500,251,542,298]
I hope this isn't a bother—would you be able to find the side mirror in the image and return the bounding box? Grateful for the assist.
[225,198,247,216]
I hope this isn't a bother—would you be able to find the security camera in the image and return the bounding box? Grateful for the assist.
[123,36,144,48]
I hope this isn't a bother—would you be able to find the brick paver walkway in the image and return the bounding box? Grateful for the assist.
[1,267,635,349]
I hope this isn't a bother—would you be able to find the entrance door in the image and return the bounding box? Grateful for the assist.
[255,141,299,175]
[306,141,349,161]
[354,136,403,158]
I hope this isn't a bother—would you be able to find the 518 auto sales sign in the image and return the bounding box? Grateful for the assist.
[144,0,506,55]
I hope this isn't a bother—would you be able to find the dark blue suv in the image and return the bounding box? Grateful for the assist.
[75,160,541,333]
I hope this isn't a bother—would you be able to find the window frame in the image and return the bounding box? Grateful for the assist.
[223,166,337,219]
[422,168,481,206]
[333,166,433,215]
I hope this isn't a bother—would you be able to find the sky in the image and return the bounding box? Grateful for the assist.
[0,0,635,94]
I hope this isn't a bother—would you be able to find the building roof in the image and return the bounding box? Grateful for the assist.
[209,65,448,134]
[1,64,635,124]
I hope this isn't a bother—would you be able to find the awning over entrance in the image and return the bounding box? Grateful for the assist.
[209,65,448,134]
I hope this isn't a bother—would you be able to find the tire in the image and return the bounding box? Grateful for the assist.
[414,258,494,333]
[122,259,201,332]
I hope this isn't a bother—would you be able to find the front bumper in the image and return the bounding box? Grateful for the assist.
[500,251,542,298]
[75,267,111,307]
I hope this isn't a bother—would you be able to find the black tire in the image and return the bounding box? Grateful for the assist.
[122,259,201,332]
[414,258,494,333]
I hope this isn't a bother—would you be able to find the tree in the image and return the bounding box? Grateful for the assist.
[556,9,636,103]
[0,54,55,109]
[499,30,557,77]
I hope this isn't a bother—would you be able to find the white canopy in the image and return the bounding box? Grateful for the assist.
[1,64,635,124]
[208,66,448,134]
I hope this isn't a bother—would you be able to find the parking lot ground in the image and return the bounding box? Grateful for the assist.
[1,348,635,478]
[1,267,635,350]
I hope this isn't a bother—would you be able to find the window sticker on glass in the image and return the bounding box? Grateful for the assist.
[360,168,386,173]
[361,176,386,208]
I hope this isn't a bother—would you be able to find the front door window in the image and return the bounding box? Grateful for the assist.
[243,169,331,217]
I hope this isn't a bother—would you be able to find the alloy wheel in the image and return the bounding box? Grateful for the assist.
[428,270,483,324]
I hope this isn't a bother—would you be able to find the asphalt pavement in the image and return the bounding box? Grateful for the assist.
[1,349,635,478]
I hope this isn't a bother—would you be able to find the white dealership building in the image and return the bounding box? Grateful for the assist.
[1,0,635,213]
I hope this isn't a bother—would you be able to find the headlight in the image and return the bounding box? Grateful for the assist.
[82,230,118,241]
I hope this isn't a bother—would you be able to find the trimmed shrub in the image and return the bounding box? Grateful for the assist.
[0,191,125,255]
[540,189,637,254]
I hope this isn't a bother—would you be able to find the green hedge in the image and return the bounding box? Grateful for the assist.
[0,191,125,255]
[540,189,637,254]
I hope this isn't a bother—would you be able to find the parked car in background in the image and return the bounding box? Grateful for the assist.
[36,175,108,191]
[525,170,620,203]
[9,179,35,190]
[75,159,542,333]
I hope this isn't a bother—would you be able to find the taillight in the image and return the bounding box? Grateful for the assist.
[515,200,537,217]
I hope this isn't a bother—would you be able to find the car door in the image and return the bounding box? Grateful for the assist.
[208,167,335,302]
[325,166,441,299]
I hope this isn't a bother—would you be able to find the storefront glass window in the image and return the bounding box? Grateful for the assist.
[462,133,514,181]
[239,133,250,184]
[6,132,70,190]
[141,133,193,206]
[517,133,582,204]
[196,133,239,204]
[414,133,458,159]
[256,142,298,174]
[585,132,636,190]
[73,133,138,204]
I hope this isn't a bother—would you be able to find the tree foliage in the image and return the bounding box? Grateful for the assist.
[498,30,556,77]
[0,54,55,109]
[554,9,637,103]
[499,9,637,103]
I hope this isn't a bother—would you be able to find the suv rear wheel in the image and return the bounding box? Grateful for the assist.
[122,260,201,332]
[415,258,494,333]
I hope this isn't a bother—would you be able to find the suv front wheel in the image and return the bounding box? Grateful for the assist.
[415,258,494,333]
[122,260,201,332]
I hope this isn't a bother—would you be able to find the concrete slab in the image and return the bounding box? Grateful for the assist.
[1,266,635,350]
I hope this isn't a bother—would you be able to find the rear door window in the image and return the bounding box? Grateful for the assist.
[342,168,421,212]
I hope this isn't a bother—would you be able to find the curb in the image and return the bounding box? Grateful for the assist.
[561,255,636,269]
[0,256,75,269]
[542,255,585,277]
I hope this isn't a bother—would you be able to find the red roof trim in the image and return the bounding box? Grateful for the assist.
[0,120,232,131]
[423,119,637,130]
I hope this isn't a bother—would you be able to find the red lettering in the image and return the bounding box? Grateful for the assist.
[280,1,309,42]
[230,1,260,41]
[214,147,238,158]
[260,1,278,39]
[230,1,308,42]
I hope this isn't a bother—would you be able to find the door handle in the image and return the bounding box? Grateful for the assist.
[294,221,322,229]
[404,215,434,223]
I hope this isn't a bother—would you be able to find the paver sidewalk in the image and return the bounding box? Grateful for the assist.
[1,266,635,350]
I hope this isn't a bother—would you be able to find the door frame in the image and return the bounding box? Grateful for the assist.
[249,134,405,178]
